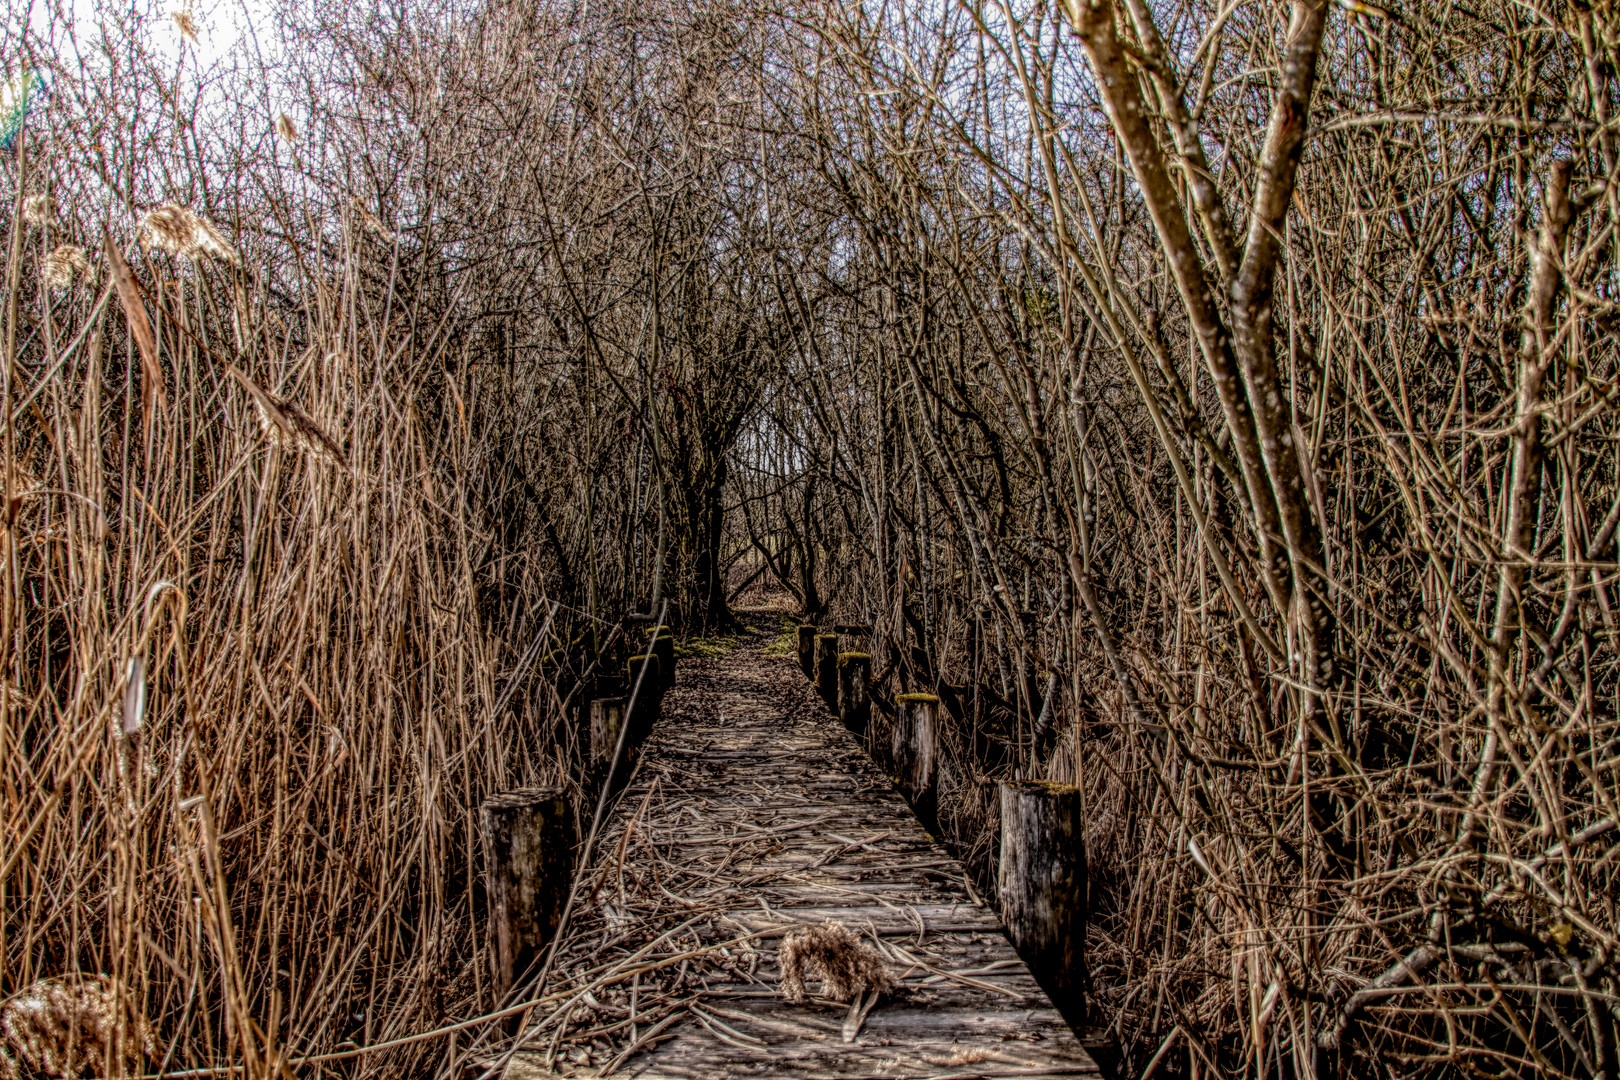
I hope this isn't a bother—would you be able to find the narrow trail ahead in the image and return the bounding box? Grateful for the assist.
[507,616,1097,1079]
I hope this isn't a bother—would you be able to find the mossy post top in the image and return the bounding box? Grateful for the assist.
[838,652,871,663]
[1003,778,1080,796]
[896,692,939,704]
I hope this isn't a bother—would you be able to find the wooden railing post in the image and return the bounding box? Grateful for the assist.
[892,692,939,826]
[814,633,839,708]
[649,625,675,690]
[837,652,872,741]
[590,697,627,766]
[998,780,1086,1025]
[626,654,665,740]
[627,649,663,700]
[796,624,818,679]
[481,787,575,999]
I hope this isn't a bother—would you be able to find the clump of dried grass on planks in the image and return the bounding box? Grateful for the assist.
[0,975,157,1080]
[777,922,892,1005]
[923,1046,992,1066]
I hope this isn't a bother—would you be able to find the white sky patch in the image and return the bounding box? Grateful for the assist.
[8,0,293,124]
[74,0,265,57]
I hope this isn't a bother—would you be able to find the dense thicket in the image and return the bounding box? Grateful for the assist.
[741,4,1620,1076]
[3,0,1619,1076]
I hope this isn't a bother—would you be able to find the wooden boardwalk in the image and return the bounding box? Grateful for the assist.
[506,624,1097,1079]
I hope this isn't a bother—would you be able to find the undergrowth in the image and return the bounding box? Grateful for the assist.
[672,636,738,659]
[761,615,799,658]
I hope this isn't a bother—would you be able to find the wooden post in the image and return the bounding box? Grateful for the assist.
[892,692,939,826]
[481,787,576,998]
[626,654,665,740]
[649,625,675,690]
[998,780,1086,1026]
[797,625,818,679]
[590,697,627,765]
[837,652,872,741]
[814,633,839,708]
[626,652,661,691]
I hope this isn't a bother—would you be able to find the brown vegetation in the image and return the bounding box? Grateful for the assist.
[777,922,894,1006]
[2,0,1618,1076]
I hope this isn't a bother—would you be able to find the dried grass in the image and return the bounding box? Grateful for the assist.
[40,244,89,288]
[922,1046,991,1066]
[2,6,749,1080]
[20,194,52,226]
[138,202,238,263]
[777,922,892,1005]
[170,10,198,43]
[4,199,579,1076]
[0,976,156,1080]
[226,363,348,466]
[349,197,396,242]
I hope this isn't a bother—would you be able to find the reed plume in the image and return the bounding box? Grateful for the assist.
[350,196,396,242]
[41,244,89,288]
[21,194,52,226]
[778,923,892,1004]
[171,10,198,43]
[227,364,349,467]
[0,976,157,1080]
[139,203,239,264]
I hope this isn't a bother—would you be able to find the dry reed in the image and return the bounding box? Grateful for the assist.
[777,923,893,1005]
[40,243,88,289]
[138,203,238,264]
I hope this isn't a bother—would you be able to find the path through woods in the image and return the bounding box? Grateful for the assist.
[504,615,1098,1079]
